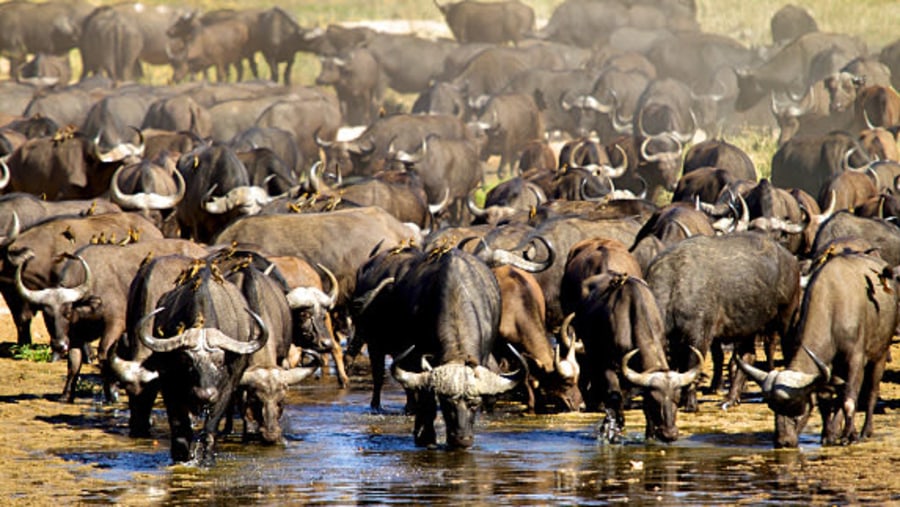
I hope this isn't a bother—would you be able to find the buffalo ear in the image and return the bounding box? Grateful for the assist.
[75,295,102,318]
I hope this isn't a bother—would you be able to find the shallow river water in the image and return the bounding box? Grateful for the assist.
[39,378,900,506]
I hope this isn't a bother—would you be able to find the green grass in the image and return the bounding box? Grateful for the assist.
[9,344,52,363]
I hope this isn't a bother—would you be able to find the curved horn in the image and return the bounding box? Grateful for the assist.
[16,255,92,307]
[0,157,10,190]
[802,345,832,384]
[0,211,20,246]
[473,343,527,395]
[843,146,870,172]
[733,349,773,387]
[390,345,431,390]
[864,107,877,130]
[554,313,580,380]
[137,307,193,353]
[353,277,395,314]
[206,308,268,355]
[428,187,451,215]
[490,235,556,272]
[316,263,339,309]
[313,127,333,148]
[109,165,187,210]
[673,218,693,239]
[281,350,322,385]
[109,353,159,386]
[621,348,655,387]
[466,188,488,218]
[602,143,628,178]
[677,346,704,387]
[307,160,323,194]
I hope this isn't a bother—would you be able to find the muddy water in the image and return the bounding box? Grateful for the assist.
[22,379,900,505]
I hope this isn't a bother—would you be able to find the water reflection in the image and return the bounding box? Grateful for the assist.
[50,382,900,504]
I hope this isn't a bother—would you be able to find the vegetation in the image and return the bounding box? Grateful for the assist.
[9,344,52,363]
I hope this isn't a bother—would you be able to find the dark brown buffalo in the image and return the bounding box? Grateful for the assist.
[573,272,702,442]
[108,160,186,232]
[492,265,580,414]
[386,136,483,225]
[22,239,206,402]
[631,204,715,248]
[79,6,144,81]
[646,233,801,412]
[6,129,118,200]
[771,131,871,198]
[738,252,898,448]
[770,4,817,47]
[141,95,213,139]
[130,261,268,464]
[317,114,470,178]
[0,1,90,79]
[682,138,758,181]
[0,195,122,346]
[6,212,164,356]
[559,237,642,319]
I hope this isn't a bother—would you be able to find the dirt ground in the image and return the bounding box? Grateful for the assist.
[3,313,900,503]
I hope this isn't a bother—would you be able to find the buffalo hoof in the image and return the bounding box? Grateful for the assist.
[598,414,623,443]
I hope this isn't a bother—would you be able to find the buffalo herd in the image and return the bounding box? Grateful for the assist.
[1,0,900,464]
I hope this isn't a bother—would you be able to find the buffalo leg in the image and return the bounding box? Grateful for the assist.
[708,340,725,393]
[370,349,385,412]
[860,357,887,440]
[0,284,34,346]
[600,369,624,442]
[722,339,756,409]
[331,339,349,388]
[283,59,295,86]
[62,344,84,403]
[412,389,437,448]
[127,381,159,438]
[163,387,193,463]
[817,392,842,445]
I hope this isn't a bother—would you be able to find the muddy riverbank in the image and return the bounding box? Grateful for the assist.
[2,317,900,504]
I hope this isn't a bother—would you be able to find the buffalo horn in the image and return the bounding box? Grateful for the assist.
[109,164,187,210]
[466,188,488,218]
[490,235,555,272]
[16,254,92,307]
[554,313,580,381]
[206,308,269,354]
[317,263,339,309]
[0,211,20,246]
[281,350,323,385]
[353,276,395,314]
[108,352,159,386]
[390,345,431,390]
[0,157,9,189]
[313,127,333,148]
[601,143,628,178]
[137,307,193,353]
[428,187,451,215]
